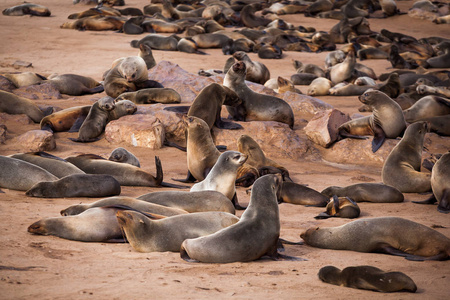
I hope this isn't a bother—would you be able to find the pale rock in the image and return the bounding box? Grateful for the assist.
[304,109,351,147]
[105,114,165,149]
[12,130,56,152]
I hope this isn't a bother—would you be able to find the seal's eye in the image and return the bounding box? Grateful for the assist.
[363,93,368,97]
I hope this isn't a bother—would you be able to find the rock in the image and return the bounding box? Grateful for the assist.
[105,114,165,149]
[0,113,33,125]
[282,91,333,121]
[304,109,351,147]
[12,130,56,152]
[0,124,6,143]
[213,121,312,160]
[13,61,32,68]
[13,82,62,100]
[0,75,16,92]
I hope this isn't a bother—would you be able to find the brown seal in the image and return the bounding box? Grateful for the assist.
[318,265,417,293]
[314,196,360,219]
[47,74,104,96]
[301,217,450,261]
[130,34,178,51]
[176,37,207,55]
[224,62,294,129]
[403,96,450,123]
[107,99,137,122]
[117,211,239,253]
[115,88,181,104]
[0,156,57,191]
[108,147,140,167]
[232,51,270,84]
[60,16,125,31]
[328,50,356,84]
[3,3,51,16]
[191,33,232,49]
[2,72,46,88]
[181,174,305,263]
[426,41,450,68]
[278,182,328,207]
[382,121,431,193]
[0,90,46,123]
[40,105,91,132]
[240,3,271,28]
[25,174,121,198]
[321,183,404,203]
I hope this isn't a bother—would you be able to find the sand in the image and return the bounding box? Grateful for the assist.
[0,0,449,299]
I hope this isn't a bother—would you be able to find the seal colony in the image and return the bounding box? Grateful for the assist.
[1,0,450,298]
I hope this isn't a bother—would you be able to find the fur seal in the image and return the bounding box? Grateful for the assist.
[181,174,304,263]
[60,16,125,31]
[176,37,207,55]
[301,217,450,261]
[137,190,235,214]
[426,41,450,68]
[325,50,346,68]
[9,152,84,178]
[25,174,121,198]
[382,121,431,193]
[47,74,103,96]
[290,73,318,85]
[321,183,404,203]
[279,182,328,207]
[318,265,417,293]
[417,85,450,98]
[240,3,271,28]
[403,96,450,123]
[115,88,181,104]
[328,50,356,84]
[40,105,91,132]
[0,156,57,191]
[130,34,178,51]
[3,3,50,16]
[108,147,140,167]
[60,196,188,217]
[339,89,406,152]
[314,196,360,219]
[2,72,46,88]
[191,151,247,209]
[307,77,332,96]
[413,152,450,213]
[0,90,46,123]
[224,62,294,129]
[117,211,239,253]
[232,51,270,84]
[107,99,137,122]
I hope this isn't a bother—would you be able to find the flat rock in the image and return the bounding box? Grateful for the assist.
[105,114,165,149]
[304,109,351,148]
[213,121,312,160]
[13,61,32,68]
[0,113,33,125]
[13,82,62,100]
[12,130,56,152]
[0,124,6,143]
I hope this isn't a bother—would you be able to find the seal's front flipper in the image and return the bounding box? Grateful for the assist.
[437,189,450,214]
[269,252,307,261]
[232,192,247,210]
[163,139,187,152]
[172,171,196,183]
[215,119,243,130]
[372,125,386,153]
[163,106,190,114]
[68,115,87,133]
[314,212,332,219]
[160,182,189,189]
[412,195,437,205]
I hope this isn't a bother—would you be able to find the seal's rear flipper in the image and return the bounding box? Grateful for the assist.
[163,106,190,114]
[372,125,386,153]
[437,190,450,214]
[68,137,100,143]
[216,145,227,151]
[377,244,445,261]
[86,85,104,94]
[180,247,199,263]
[172,170,196,183]
[215,119,243,130]
[154,156,163,186]
[160,182,189,189]
[314,212,332,219]
[232,192,247,210]
[163,139,187,151]
[68,115,87,133]
[278,238,304,246]
[266,252,307,261]
[412,195,437,205]
[40,123,54,133]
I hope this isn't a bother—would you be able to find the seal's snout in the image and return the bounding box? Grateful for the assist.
[116,211,133,225]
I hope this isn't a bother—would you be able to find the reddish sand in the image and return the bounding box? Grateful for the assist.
[0,1,449,299]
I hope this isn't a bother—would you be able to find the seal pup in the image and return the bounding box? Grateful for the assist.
[0,156,57,191]
[117,211,239,253]
[318,266,417,293]
[314,196,360,219]
[413,152,450,213]
[108,147,140,167]
[137,191,235,214]
[307,78,332,96]
[278,182,328,207]
[224,62,294,129]
[47,74,104,96]
[40,105,91,132]
[115,88,181,104]
[10,152,85,178]
[0,90,46,123]
[232,51,270,84]
[181,175,305,263]
[328,50,356,84]
[382,121,431,193]
[25,174,121,198]
[107,99,137,122]
[321,183,404,203]
[191,151,247,209]
[338,89,406,152]
[301,217,450,261]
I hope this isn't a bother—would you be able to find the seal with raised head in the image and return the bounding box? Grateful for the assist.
[318,265,417,293]
[382,121,431,193]
[117,210,239,253]
[314,196,360,219]
[321,183,404,203]
[181,174,304,263]
[25,174,121,198]
[232,51,270,84]
[137,190,235,214]
[0,156,57,191]
[40,105,91,133]
[328,50,356,84]
[108,147,140,167]
[224,62,294,129]
[339,89,406,152]
[0,90,46,123]
[301,217,450,261]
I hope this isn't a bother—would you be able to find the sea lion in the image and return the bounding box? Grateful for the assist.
[382,121,431,193]
[0,156,57,191]
[379,0,399,17]
[232,51,270,84]
[69,96,115,142]
[417,85,450,98]
[108,147,140,167]
[2,72,46,88]
[9,152,84,178]
[117,211,239,253]
[0,90,46,123]
[357,47,389,60]
[324,50,346,68]
[138,43,156,70]
[307,77,332,96]
[143,19,183,33]
[328,50,356,85]
[418,115,450,136]
[321,183,404,203]
[403,96,450,123]
[181,174,303,263]
[293,60,326,78]
[191,33,232,49]
[301,217,450,261]
[224,62,294,129]
[2,3,51,16]
[339,89,406,152]
[389,44,418,70]
[426,41,450,68]
[25,174,121,198]
[318,266,417,293]
[176,37,207,54]
[240,3,271,28]
[122,16,144,34]
[115,88,181,104]
[278,182,328,207]
[413,152,450,213]
[314,196,360,219]
[60,196,188,217]
[275,77,302,94]
[28,207,125,242]
[137,191,235,214]
[290,73,318,85]
[60,16,125,31]
[47,74,104,96]
[329,83,370,96]
[130,34,178,51]
[107,99,137,122]
[191,151,247,209]
[40,105,91,132]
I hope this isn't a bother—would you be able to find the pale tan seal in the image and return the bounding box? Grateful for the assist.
[117,210,239,253]
[321,183,404,203]
[301,217,450,261]
[108,147,140,167]
[2,72,46,88]
[115,88,181,104]
[328,50,356,84]
[403,96,450,123]
[382,121,431,193]
[314,196,360,219]
[46,74,104,96]
[307,77,332,96]
[318,265,417,293]
[0,90,46,123]
[106,99,137,122]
